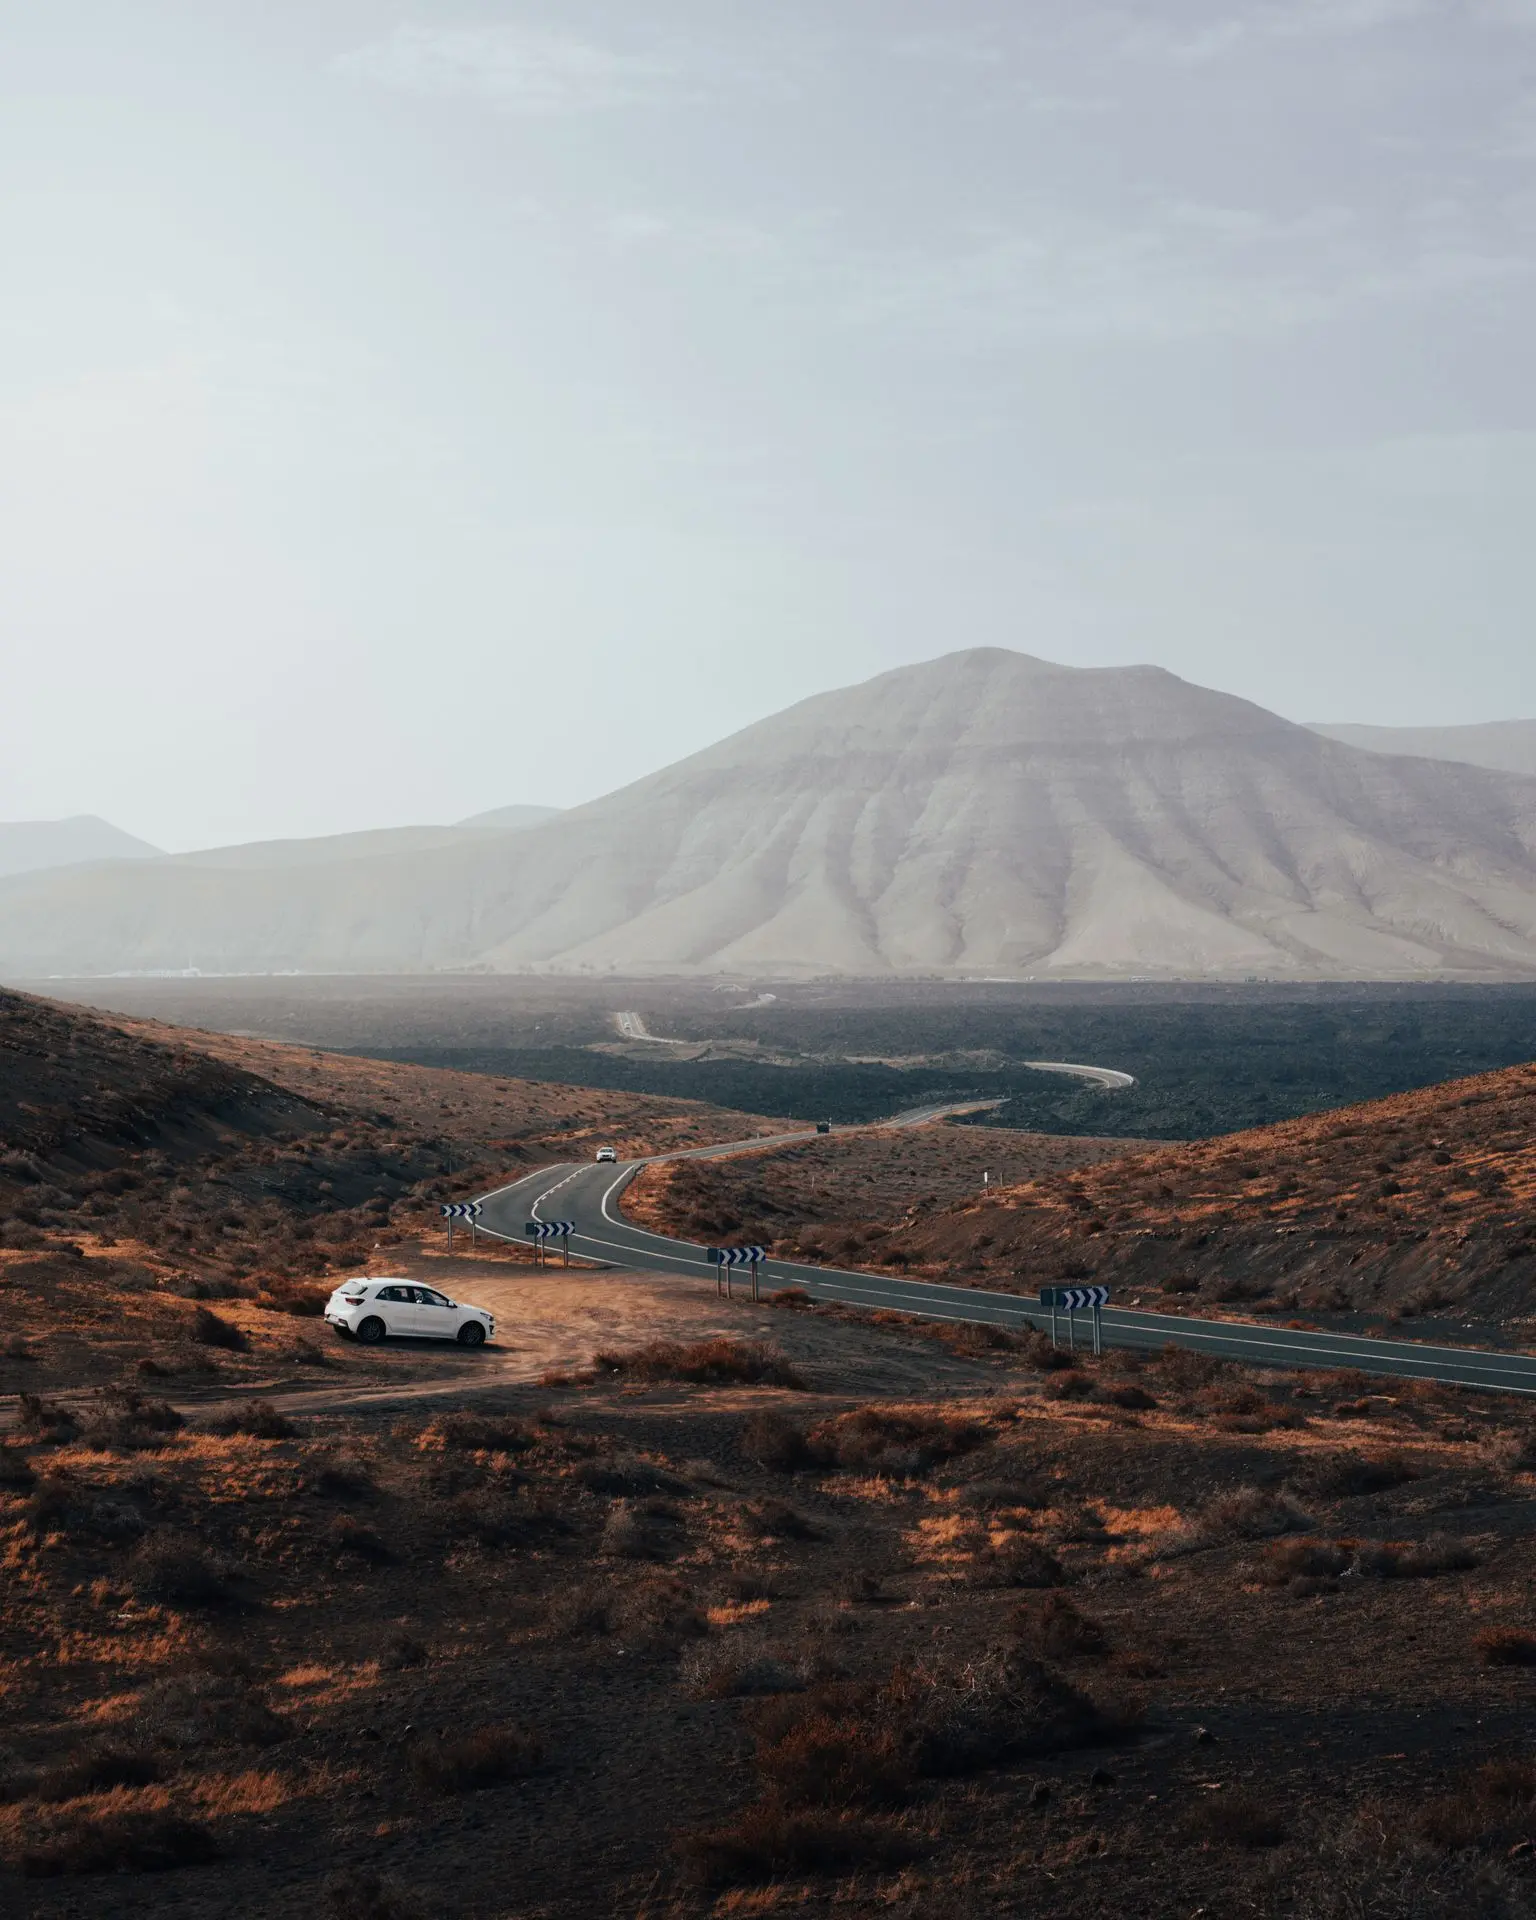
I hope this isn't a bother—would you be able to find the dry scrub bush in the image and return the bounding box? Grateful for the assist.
[600,1504,670,1560]
[205,1399,296,1440]
[17,1392,78,1441]
[418,1412,535,1455]
[591,1337,804,1388]
[736,1496,824,1542]
[378,1630,428,1671]
[966,1537,1069,1590]
[35,1743,163,1803]
[674,1805,910,1891]
[21,1805,218,1877]
[804,1405,992,1477]
[25,1474,148,1543]
[311,1453,375,1500]
[136,1671,287,1749]
[1299,1452,1420,1498]
[1483,1429,1536,1474]
[741,1409,820,1472]
[746,1647,1128,1820]
[1356,1534,1478,1579]
[1157,1345,1228,1391]
[330,1514,394,1563]
[1009,1593,1109,1659]
[79,1388,184,1453]
[1284,1813,1536,1920]
[1023,1331,1079,1374]
[128,1531,234,1608]
[325,1870,427,1920]
[682,1639,807,1699]
[191,1307,247,1351]
[410,1723,541,1792]
[1253,1539,1353,1590]
[1413,1759,1536,1854]
[1475,1628,1536,1667]
[1165,1487,1312,1556]
[576,1455,685,1496]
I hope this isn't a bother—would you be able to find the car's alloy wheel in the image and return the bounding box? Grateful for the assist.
[457,1322,486,1347]
[355,1316,386,1346]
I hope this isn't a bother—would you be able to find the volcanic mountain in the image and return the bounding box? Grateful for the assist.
[4,649,1536,978]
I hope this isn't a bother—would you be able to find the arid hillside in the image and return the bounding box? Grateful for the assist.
[0,987,776,1394]
[9,1310,1536,1918]
[626,1063,1536,1331]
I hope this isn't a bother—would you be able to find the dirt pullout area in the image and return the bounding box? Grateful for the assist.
[623,1123,1146,1263]
[8,1296,1536,1919]
[0,987,777,1396]
[629,1064,1536,1334]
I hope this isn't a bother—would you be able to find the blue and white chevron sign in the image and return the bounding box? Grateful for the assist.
[524,1220,574,1240]
[708,1244,767,1267]
[440,1203,483,1221]
[1039,1285,1109,1310]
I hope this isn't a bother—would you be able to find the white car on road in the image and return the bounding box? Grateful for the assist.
[324,1279,495,1348]
[595,1146,617,1162]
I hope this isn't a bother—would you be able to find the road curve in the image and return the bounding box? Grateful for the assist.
[477,1127,1536,1399]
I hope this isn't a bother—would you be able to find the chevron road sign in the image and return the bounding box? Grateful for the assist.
[707,1244,768,1300]
[1040,1286,1109,1311]
[1038,1285,1111,1355]
[439,1200,483,1249]
[524,1219,576,1265]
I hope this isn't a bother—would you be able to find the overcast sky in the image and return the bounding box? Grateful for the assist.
[3,2,1535,849]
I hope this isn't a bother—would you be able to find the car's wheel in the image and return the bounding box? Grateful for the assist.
[355,1316,387,1346]
[456,1321,486,1348]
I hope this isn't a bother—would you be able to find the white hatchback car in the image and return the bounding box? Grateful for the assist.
[595,1146,617,1162]
[324,1279,495,1348]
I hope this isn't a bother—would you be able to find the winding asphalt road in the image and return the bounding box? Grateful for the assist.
[477,1117,1536,1399]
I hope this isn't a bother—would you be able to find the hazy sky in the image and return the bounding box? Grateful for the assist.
[3,2,1535,849]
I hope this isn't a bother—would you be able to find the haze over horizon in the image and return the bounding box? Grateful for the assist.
[4,3,1535,850]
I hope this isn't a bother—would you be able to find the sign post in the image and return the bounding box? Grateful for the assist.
[525,1221,575,1267]
[440,1201,482,1252]
[709,1245,767,1301]
[1039,1285,1110,1353]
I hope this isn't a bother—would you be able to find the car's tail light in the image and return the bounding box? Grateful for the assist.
[343,1294,366,1305]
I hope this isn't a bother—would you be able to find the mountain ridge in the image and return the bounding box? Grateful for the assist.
[4,650,1536,980]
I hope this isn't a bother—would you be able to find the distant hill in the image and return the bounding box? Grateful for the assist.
[1309,719,1536,779]
[5,651,1536,978]
[0,815,160,880]
[457,804,563,832]
[875,1057,1536,1326]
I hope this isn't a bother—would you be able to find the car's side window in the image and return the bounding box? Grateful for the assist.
[377,1285,406,1302]
[418,1288,447,1307]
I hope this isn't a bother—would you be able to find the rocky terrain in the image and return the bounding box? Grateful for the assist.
[7,649,1536,977]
